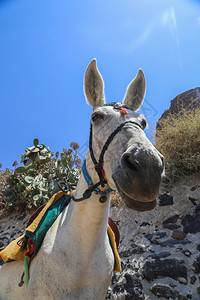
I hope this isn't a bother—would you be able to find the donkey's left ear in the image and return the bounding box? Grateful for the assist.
[123,69,146,111]
[84,59,105,109]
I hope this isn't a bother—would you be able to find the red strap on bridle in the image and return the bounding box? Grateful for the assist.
[95,164,105,180]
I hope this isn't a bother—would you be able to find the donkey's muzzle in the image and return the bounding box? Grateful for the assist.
[120,145,164,203]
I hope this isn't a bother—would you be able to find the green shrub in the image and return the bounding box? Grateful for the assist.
[0,169,13,209]
[155,108,200,180]
[2,139,81,208]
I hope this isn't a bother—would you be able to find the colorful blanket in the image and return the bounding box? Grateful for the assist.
[0,191,121,276]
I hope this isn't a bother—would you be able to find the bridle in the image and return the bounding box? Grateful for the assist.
[59,102,142,203]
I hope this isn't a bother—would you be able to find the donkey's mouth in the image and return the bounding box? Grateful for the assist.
[112,176,156,212]
[119,190,156,211]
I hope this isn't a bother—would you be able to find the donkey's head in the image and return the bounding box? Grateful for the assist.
[84,59,164,211]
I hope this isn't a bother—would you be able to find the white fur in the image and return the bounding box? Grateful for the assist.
[84,59,105,109]
[123,68,146,111]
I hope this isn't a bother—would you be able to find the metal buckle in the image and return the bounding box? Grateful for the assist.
[57,181,71,193]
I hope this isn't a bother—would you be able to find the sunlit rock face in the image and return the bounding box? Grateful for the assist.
[156,87,200,131]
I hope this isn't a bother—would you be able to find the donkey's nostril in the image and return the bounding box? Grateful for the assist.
[124,156,139,172]
[121,153,140,174]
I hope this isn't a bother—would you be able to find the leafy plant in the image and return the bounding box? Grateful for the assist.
[2,139,81,208]
[20,138,52,167]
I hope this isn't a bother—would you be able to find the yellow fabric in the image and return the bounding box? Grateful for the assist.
[0,190,121,273]
[0,234,27,263]
[107,224,121,272]
[26,191,66,234]
[0,191,66,263]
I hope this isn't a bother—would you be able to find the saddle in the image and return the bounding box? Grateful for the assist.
[0,191,121,275]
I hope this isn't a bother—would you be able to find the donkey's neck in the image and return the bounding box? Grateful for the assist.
[60,171,110,253]
[47,169,113,297]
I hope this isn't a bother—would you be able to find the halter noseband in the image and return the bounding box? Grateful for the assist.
[60,102,142,203]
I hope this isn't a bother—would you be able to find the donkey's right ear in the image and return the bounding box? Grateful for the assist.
[84,59,105,109]
[123,69,146,111]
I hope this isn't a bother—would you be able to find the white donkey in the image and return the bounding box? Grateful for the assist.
[0,59,164,300]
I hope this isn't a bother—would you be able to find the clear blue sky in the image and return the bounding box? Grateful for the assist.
[1,0,200,169]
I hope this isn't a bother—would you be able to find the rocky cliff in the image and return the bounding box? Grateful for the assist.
[107,87,200,299]
[106,175,200,299]
[156,87,200,130]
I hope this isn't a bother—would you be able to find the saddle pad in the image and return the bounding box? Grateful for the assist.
[0,191,70,264]
[0,191,121,272]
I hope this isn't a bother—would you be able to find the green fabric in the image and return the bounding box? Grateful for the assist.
[24,256,29,288]
[24,194,71,287]
[25,194,71,260]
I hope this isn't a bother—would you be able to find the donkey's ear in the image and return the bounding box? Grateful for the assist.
[84,59,105,109]
[123,69,146,111]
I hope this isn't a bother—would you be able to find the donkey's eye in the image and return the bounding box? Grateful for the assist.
[92,113,104,123]
[141,119,147,129]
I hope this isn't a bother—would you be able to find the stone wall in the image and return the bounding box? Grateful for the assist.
[0,175,200,299]
[106,175,200,299]
[0,215,29,251]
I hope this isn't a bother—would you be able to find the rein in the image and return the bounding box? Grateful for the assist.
[59,102,142,204]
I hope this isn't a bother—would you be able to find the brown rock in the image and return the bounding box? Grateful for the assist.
[172,229,186,240]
